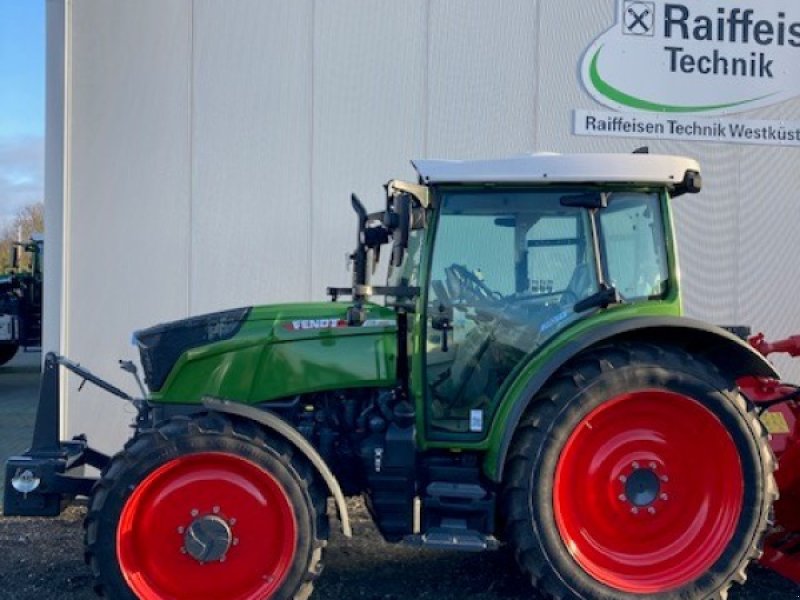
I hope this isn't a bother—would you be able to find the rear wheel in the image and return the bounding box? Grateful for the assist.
[0,342,19,366]
[85,413,328,600]
[501,343,776,600]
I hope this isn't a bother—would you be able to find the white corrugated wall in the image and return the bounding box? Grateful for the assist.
[49,0,800,453]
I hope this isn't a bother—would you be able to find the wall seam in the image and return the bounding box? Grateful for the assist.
[735,146,742,324]
[187,0,194,316]
[423,0,431,157]
[308,0,316,299]
[532,0,542,151]
[59,0,72,437]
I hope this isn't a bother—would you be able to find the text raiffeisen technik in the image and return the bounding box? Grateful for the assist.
[662,4,800,78]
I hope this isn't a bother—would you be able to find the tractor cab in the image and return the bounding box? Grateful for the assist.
[348,153,702,443]
[0,234,43,365]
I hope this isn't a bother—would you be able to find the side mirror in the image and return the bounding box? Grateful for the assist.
[11,244,19,270]
[391,193,411,267]
[672,170,702,196]
[350,194,369,287]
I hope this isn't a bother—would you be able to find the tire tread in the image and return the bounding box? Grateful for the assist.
[499,342,777,600]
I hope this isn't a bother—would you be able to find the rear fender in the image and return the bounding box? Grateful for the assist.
[486,316,779,482]
[202,396,352,537]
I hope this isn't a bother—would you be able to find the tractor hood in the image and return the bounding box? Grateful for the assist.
[134,302,398,403]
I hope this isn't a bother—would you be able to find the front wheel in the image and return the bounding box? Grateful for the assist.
[85,413,328,600]
[501,343,776,600]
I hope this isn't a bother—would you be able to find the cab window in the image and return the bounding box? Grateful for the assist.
[599,193,668,300]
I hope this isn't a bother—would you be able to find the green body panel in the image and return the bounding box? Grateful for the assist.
[150,302,397,404]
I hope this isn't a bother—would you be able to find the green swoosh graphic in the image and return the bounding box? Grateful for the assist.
[589,46,777,113]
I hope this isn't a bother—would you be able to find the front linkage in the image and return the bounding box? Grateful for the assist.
[3,353,135,516]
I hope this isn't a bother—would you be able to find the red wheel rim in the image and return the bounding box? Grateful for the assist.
[117,452,297,600]
[553,390,744,593]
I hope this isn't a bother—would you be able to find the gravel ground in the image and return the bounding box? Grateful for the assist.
[1,353,799,599]
[0,499,798,600]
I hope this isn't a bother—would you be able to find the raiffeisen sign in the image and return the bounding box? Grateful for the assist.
[582,0,800,115]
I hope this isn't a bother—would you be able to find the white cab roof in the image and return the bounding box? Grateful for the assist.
[411,153,700,186]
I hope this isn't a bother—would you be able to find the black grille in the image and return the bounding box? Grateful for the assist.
[134,307,252,392]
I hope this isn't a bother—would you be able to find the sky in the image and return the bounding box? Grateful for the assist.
[0,0,45,229]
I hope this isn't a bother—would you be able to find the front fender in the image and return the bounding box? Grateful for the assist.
[484,316,778,482]
[203,397,352,537]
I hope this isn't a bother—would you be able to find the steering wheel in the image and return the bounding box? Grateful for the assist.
[445,264,501,304]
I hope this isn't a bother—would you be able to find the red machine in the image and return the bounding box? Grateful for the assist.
[739,333,800,583]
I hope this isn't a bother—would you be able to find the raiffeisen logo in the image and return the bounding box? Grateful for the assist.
[581,0,800,115]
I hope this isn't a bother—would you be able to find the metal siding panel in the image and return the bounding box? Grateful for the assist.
[426,0,540,158]
[311,0,427,295]
[66,0,191,453]
[536,0,619,153]
[60,0,800,456]
[736,140,800,381]
[670,147,741,324]
[191,0,313,314]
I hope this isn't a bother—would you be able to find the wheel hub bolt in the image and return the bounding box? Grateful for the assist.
[183,515,234,564]
[624,468,661,507]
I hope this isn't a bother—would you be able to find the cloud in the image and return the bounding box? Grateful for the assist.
[0,134,44,229]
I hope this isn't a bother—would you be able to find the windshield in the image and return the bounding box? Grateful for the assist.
[428,189,599,305]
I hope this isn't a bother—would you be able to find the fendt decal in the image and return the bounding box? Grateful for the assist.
[284,319,347,331]
[581,0,800,115]
[283,318,396,332]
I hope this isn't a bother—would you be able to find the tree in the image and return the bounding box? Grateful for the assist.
[0,202,44,273]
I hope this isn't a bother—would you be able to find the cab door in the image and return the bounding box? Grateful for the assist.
[420,188,598,440]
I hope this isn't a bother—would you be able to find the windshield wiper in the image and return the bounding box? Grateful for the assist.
[574,284,621,313]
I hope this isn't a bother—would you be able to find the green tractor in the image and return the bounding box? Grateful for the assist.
[0,236,43,365]
[6,152,788,600]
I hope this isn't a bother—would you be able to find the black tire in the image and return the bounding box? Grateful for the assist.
[0,342,19,366]
[85,412,329,600]
[500,343,777,600]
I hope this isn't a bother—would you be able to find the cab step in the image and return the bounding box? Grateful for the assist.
[404,480,498,551]
[404,522,499,552]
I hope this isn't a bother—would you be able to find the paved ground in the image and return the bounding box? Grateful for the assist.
[0,354,798,599]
